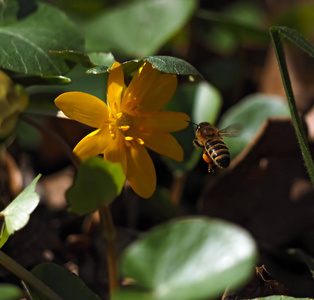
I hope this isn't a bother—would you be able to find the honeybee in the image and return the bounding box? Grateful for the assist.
[192,122,242,172]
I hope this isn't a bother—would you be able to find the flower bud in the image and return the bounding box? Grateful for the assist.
[0,71,28,138]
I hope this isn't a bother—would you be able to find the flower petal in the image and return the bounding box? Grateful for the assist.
[55,92,109,128]
[126,142,156,198]
[107,62,124,116]
[103,130,127,174]
[136,111,190,132]
[122,63,177,111]
[143,131,184,162]
[73,127,110,161]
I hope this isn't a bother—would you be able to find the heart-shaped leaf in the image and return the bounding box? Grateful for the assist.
[218,93,290,158]
[0,174,41,248]
[67,157,125,215]
[84,0,196,57]
[114,217,257,300]
[0,2,84,75]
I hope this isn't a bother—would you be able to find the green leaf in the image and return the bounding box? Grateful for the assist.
[142,56,203,79]
[67,157,125,215]
[49,50,92,67]
[87,52,116,67]
[13,75,71,86]
[87,56,203,81]
[50,50,117,69]
[26,263,100,300]
[191,81,222,124]
[0,174,41,248]
[197,3,268,50]
[0,3,84,75]
[218,93,290,158]
[115,217,257,300]
[84,0,197,57]
[0,0,19,24]
[0,284,24,300]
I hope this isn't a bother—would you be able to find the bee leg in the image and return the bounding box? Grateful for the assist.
[208,163,215,173]
[202,153,214,172]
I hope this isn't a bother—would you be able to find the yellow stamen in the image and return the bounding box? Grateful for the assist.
[118,125,130,131]
[125,136,133,141]
[116,112,123,119]
[136,138,145,145]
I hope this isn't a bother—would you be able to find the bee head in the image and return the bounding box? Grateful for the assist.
[196,122,211,132]
[186,121,210,129]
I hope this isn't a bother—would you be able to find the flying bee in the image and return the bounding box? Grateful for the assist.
[191,122,242,172]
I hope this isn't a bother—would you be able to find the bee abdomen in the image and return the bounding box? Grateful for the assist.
[215,154,230,168]
[205,139,230,168]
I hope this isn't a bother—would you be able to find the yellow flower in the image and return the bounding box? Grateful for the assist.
[55,62,190,198]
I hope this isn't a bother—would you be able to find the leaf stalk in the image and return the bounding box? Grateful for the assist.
[0,250,62,300]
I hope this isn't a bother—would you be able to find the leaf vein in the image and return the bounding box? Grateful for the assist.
[0,28,62,74]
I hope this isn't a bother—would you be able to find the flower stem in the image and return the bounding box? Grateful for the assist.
[0,250,62,300]
[20,114,80,169]
[270,27,314,184]
[99,204,119,296]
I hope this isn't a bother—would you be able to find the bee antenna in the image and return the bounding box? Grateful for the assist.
[185,120,198,126]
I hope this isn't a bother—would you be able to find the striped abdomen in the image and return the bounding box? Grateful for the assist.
[205,138,230,168]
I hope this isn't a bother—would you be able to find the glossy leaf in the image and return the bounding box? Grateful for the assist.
[87,52,116,67]
[0,174,41,248]
[49,51,116,69]
[13,75,71,86]
[67,157,125,215]
[142,56,203,80]
[191,81,222,124]
[84,0,196,57]
[87,56,203,81]
[0,2,84,75]
[26,263,100,300]
[0,284,24,300]
[218,93,290,158]
[115,217,257,300]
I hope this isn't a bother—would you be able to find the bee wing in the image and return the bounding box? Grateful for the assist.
[219,123,242,137]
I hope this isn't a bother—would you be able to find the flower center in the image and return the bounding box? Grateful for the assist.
[109,112,145,146]
[116,112,133,131]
